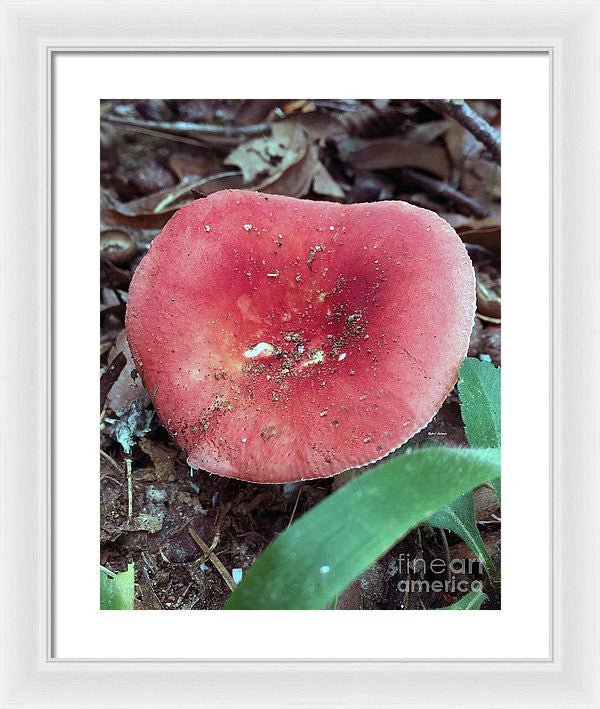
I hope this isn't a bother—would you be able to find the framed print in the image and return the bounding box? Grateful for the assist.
[1,0,599,707]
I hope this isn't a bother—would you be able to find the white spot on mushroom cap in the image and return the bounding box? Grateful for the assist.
[244,342,275,359]
[338,353,347,361]
[301,350,325,367]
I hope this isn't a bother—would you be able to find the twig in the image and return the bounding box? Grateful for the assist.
[188,527,236,592]
[286,486,303,530]
[101,113,270,139]
[425,99,501,163]
[400,168,491,218]
[100,448,125,475]
[152,171,240,213]
[103,123,213,148]
[126,457,133,518]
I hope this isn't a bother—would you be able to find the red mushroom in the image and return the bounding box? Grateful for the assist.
[126,190,475,483]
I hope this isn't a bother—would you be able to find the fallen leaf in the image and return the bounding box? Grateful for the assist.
[256,140,314,196]
[311,162,345,200]
[100,351,126,412]
[402,120,449,145]
[106,330,145,415]
[168,152,222,180]
[476,269,501,320]
[336,136,450,180]
[225,121,306,183]
[456,217,501,253]
[102,172,244,229]
[138,438,178,482]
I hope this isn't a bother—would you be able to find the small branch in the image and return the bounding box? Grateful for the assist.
[101,113,270,139]
[400,168,491,218]
[126,457,133,518]
[425,99,501,163]
[100,448,125,476]
[286,486,303,530]
[188,527,236,593]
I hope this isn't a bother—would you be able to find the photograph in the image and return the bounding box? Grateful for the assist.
[99,97,501,611]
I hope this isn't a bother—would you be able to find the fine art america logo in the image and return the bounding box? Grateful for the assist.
[396,553,484,594]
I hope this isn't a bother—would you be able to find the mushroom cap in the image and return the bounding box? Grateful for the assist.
[126,190,475,483]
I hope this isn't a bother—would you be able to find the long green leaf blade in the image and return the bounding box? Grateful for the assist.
[491,476,501,505]
[100,563,135,610]
[426,493,499,582]
[440,589,487,610]
[225,447,500,610]
[458,357,501,448]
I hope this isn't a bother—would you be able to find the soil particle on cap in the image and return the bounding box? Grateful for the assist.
[331,275,346,294]
[307,244,324,271]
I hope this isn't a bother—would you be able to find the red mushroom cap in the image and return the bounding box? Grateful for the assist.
[126,190,475,483]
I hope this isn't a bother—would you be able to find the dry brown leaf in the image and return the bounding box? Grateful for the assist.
[168,152,222,180]
[473,485,500,520]
[106,330,145,415]
[226,119,345,199]
[101,172,244,229]
[295,111,345,142]
[138,438,178,482]
[257,141,315,197]
[456,216,501,253]
[476,269,501,320]
[337,136,450,180]
[256,141,345,199]
[225,121,307,183]
[461,156,500,204]
[312,162,345,200]
[444,116,469,171]
[234,99,285,124]
[402,120,449,145]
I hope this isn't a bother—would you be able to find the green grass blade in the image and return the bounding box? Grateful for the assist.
[225,447,500,610]
[440,589,487,610]
[491,476,501,505]
[100,563,135,610]
[426,492,499,583]
[458,357,501,448]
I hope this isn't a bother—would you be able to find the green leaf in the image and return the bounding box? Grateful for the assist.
[491,476,501,506]
[100,563,135,610]
[426,493,499,583]
[225,447,500,610]
[458,357,501,448]
[440,589,487,610]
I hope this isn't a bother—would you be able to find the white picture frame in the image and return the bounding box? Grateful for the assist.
[1,0,599,706]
